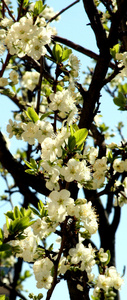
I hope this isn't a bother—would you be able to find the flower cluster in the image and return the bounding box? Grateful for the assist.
[4,15,55,60]
[1,1,126,298]
[116,52,127,77]
[93,266,124,298]
[69,242,95,280]
[49,88,78,122]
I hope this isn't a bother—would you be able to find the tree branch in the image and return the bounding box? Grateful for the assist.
[0,132,49,201]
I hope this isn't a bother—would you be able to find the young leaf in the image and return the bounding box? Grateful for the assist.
[27,107,39,123]
[52,44,63,63]
[113,92,125,108]
[0,244,12,252]
[40,111,54,121]
[0,229,3,242]
[0,295,5,300]
[68,135,76,151]
[14,206,20,219]
[5,211,15,220]
[62,48,72,62]
[33,0,45,15]
[73,128,88,146]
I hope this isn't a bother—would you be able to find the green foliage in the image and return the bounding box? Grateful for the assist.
[24,107,39,123]
[107,150,113,163]
[113,84,127,110]
[0,88,15,98]
[0,228,4,243]
[52,44,72,63]
[33,1,45,16]
[30,200,48,218]
[24,158,42,175]
[110,44,120,59]
[4,206,34,237]
[0,296,6,300]
[28,293,43,300]
[40,111,54,121]
[113,92,126,110]
[0,243,12,252]
[68,126,88,151]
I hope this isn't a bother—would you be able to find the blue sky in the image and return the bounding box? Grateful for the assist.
[0,1,127,299]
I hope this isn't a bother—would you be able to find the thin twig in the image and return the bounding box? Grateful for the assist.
[17,0,24,21]
[2,0,16,22]
[47,0,80,24]
[0,51,11,77]
[52,35,115,69]
[36,56,44,114]
[46,220,67,300]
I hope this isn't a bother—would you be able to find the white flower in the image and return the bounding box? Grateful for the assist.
[93,157,107,172]
[89,147,98,164]
[27,38,47,60]
[9,70,19,84]
[21,122,39,145]
[6,119,22,139]
[22,71,40,91]
[49,89,77,117]
[36,275,53,289]
[49,189,73,206]
[98,248,108,263]
[35,120,54,143]
[16,227,38,262]
[68,54,80,78]
[33,257,53,289]
[114,193,127,207]
[0,77,8,86]
[92,170,105,188]
[97,274,112,292]
[5,15,53,60]
[69,242,87,264]
[113,159,125,173]
[3,223,9,238]
[41,137,62,162]
[0,29,6,40]
[58,257,70,275]
[108,266,124,290]
[60,158,91,183]
[0,17,13,28]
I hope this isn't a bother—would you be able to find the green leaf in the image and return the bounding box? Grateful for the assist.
[26,107,39,123]
[68,135,76,151]
[122,83,127,94]
[56,85,63,92]
[40,111,54,120]
[110,44,120,59]
[0,229,4,242]
[113,92,125,107]
[73,128,88,146]
[107,150,113,163]
[0,244,12,252]
[30,206,41,217]
[5,211,15,220]
[52,44,63,63]
[23,0,29,6]
[33,0,45,16]
[0,295,5,300]
[25,169,36,175]
[14,206,20,219]
[24,270,32,278]
[24,160,33,169]
[9,216,34,234]
[30,158,37,169]
[62,48,72,62]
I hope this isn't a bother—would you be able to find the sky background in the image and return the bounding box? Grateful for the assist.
[0,0,127,299]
